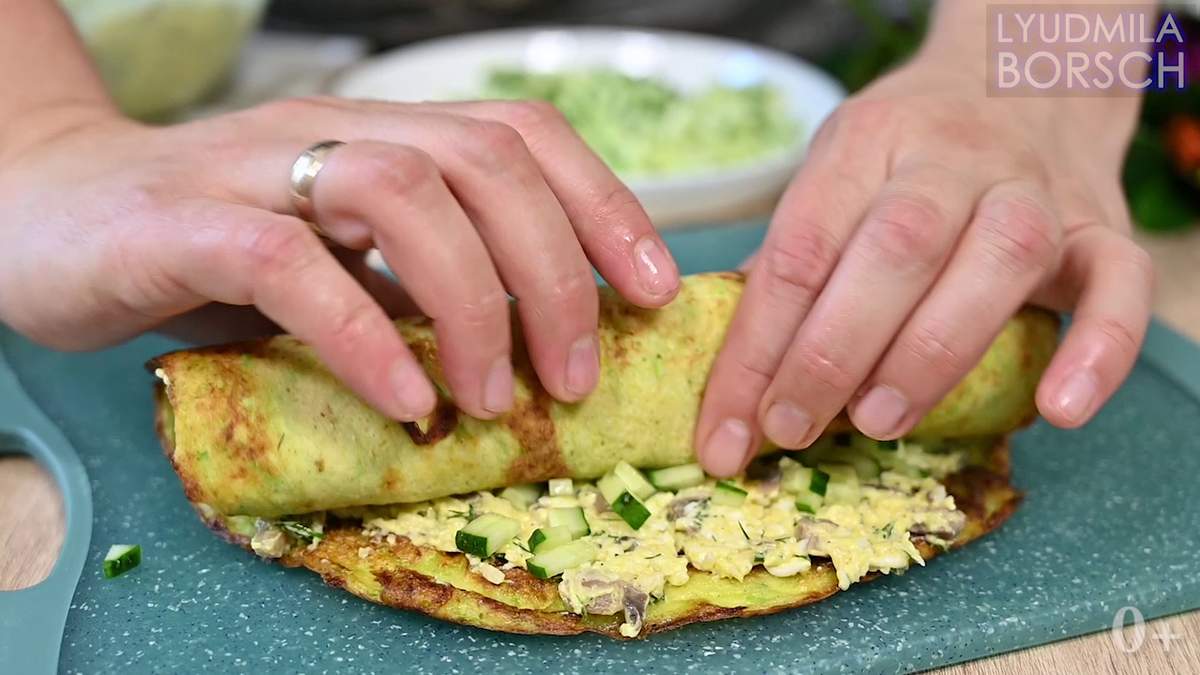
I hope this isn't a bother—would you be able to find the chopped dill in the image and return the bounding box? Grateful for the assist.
[278,521,323,542]
[447,506,475,521]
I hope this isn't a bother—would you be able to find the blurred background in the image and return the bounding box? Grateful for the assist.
[263,0,896,59]
[59,0,1199,232]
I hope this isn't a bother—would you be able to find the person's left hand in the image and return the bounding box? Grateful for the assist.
[694,56,1155,477]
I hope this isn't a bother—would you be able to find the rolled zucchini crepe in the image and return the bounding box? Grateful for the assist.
[150,272,1059,638]
[151,272,1059,519]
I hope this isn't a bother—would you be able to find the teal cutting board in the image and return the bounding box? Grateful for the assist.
[2,221,1200,675]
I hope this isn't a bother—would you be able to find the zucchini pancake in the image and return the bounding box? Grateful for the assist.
[150,272,1059,639]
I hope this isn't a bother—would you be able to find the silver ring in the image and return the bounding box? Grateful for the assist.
[288,140,346,231]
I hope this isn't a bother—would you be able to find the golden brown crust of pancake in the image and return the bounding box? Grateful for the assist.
[190,438,1023,639]
[148,271,1059,518]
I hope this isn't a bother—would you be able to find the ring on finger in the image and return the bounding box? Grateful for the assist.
[288,139,346,237]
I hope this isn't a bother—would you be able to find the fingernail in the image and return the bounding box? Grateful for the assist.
[565,335,600,398]
[701,419,753,477]
[390,359,437,421]
[854,385,908,438]
[482,357,514,415]
[634,237,680,297]
[1055,369,1099,424]
[762,401,812,448]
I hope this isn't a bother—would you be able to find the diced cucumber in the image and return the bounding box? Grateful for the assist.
[547,478,574,497]
[797,435,835,467]
[599,463,656,529]
[908,438,948,454]
[526,540,597,579]
[613,461,657,501]
[824,481,863,505]
[876,438,899,451]
[782,464,829,496]
[793,466,829,496]
[848,433,877,454]
[795,490,823,514]
[548,506,590,539]
[499,483,541,509]
[103,544,141,579]
[647,463,706,491]
[869,444,900,471]
[892,465,933,480]
[610,492,652,529]
[818,463,859,486]
[528,525,573,554]
[844,453,883,481]
[817,462,862,504]
[825,441,886,481]
[780,462,802,493]
[455,513,521,558]
[597,472,628,506]
[712,481,748,507]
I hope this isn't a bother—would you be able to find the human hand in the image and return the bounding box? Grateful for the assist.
[696,57,1154,476]
[0,96,681,422]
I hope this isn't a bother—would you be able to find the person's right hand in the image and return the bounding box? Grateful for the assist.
[0,96,681,421]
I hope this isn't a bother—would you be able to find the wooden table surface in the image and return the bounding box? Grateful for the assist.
[3,225,1199,674]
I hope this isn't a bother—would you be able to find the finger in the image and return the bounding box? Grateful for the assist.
[154,303,283,344]
[174,203,438,422]
[693,144,885,477]
[758,162,981,450]
[1032,226,1155,428]
[400,114,603,404]
[848,181,1062,439]
[309,140,517,420]
[156,250,422,345]
[419,99,682,306]
[330,248,422,319]
[225,111,604,404]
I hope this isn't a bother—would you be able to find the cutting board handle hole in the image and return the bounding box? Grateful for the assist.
[0,433,65,591]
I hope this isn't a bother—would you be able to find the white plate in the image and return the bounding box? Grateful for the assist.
[330,26,846,228]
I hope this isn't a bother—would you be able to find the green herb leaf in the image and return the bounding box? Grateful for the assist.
[278,521,324,542]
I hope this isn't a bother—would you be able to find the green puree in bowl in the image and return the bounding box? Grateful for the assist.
[61,0,266,121]
[481,68,801,177]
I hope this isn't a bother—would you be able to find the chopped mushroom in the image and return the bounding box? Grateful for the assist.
[250,520,289,559]
[795,518,842,557]
[620,584,650,638]
[592,492,611,513]
[665,495,708,529]
[745,460,783,490]
[909,509,967,540]
[568,571,625,616]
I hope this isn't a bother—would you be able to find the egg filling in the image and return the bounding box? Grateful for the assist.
[340,437,971,638]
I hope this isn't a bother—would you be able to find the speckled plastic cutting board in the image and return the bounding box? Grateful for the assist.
[2,221,1200,675]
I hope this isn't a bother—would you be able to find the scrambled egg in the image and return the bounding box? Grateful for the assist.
[362,442,968,637]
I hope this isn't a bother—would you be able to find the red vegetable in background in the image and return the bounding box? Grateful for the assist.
[1166,115,1200,187]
